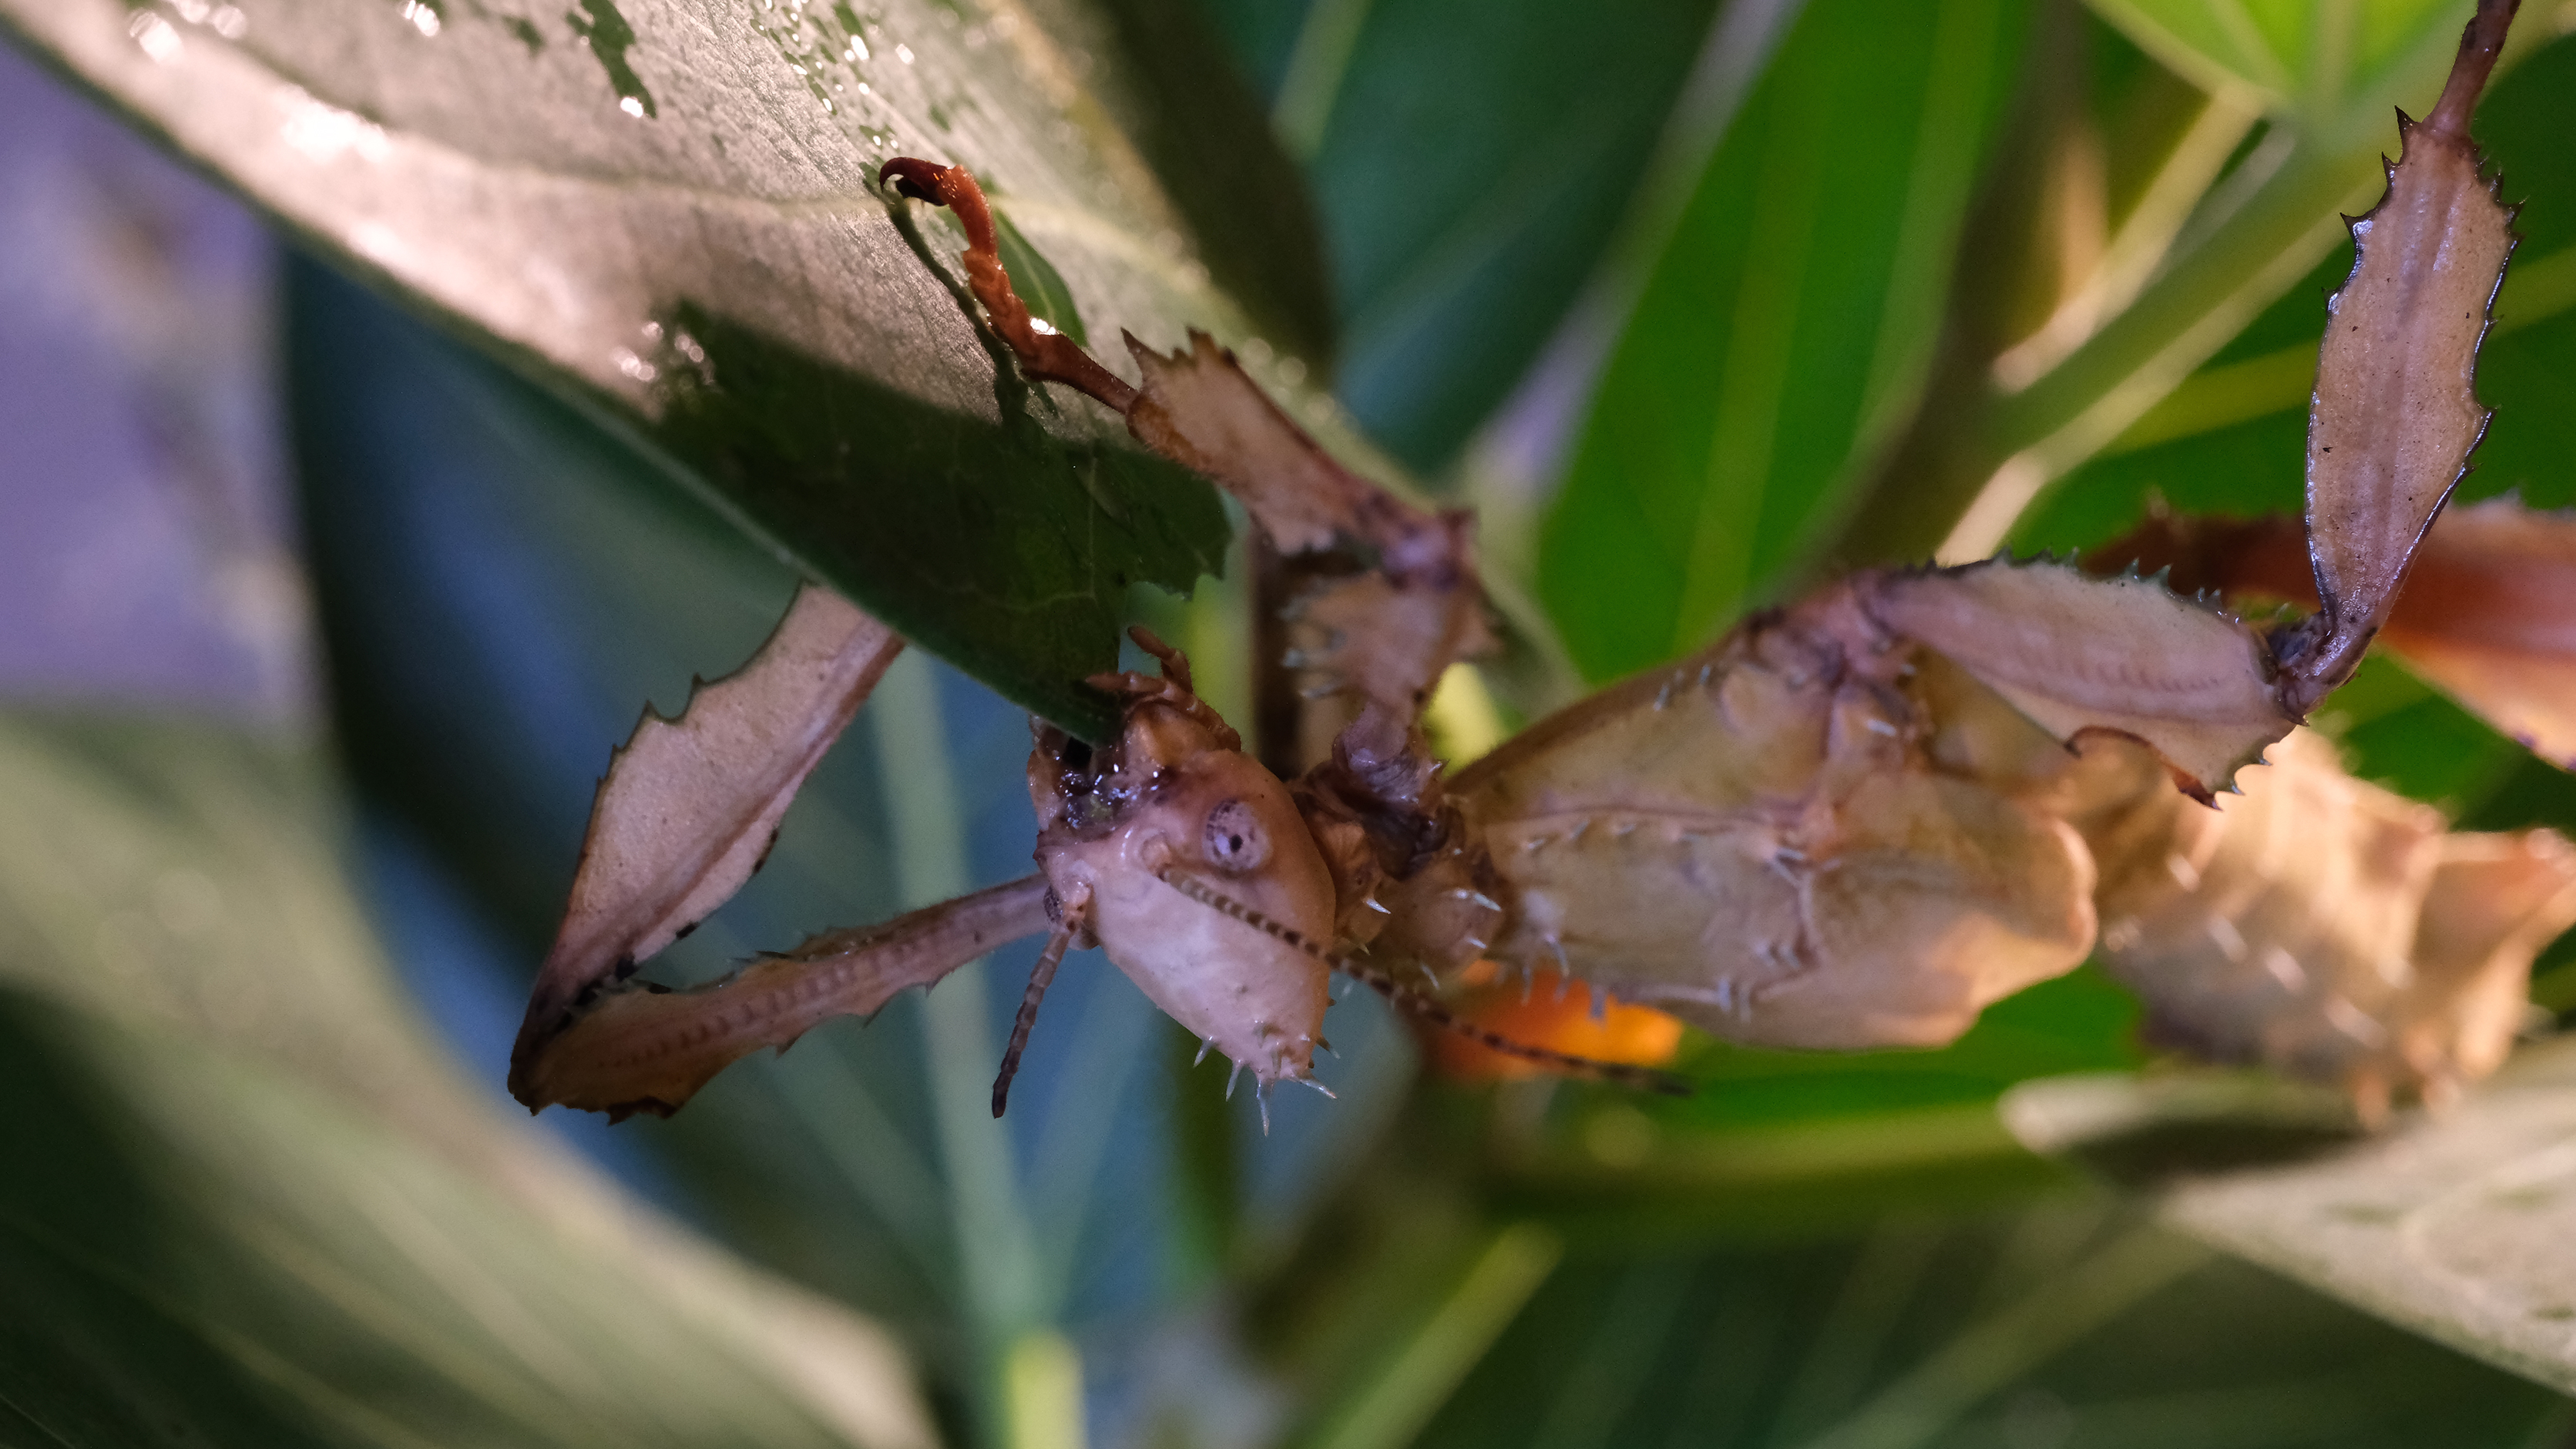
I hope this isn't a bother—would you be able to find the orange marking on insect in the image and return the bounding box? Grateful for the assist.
[1419,961,1685,1083]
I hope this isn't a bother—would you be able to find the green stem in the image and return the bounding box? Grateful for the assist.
[1790,1227,2208,1449]
[870,652,1051,1445]
[1298,1223,1563,1449]
[1829,131,2383,567]
[1271,0,1377,160]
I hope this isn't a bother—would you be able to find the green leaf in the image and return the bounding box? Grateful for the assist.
[1405,1204,2568,1447]
[0,0,1312,738]
[1825,2,2550,577]
[2083,0,2472,129]
[2010,32,2576,552]
[2007,1040,2576,1397]
[1264,0,1733,471]
[1538,0,2027,683]
[0,712,936,1448]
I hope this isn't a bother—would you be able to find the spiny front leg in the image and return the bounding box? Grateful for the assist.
[509,583,906,1113]
[516,874,1054,1119]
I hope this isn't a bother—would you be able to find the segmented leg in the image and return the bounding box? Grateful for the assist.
[516,874,1054,1119]
[992,886,1088,1117]
[878,158,1137,411]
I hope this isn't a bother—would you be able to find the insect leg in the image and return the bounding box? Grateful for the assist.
[992,916,1079,1118]
[878,158,1137,412]
[516,873,1055,1119]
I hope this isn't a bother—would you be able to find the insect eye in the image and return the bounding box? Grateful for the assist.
[1202,799,1269,874]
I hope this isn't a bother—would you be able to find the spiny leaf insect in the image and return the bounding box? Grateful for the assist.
[509,0,2574,1133]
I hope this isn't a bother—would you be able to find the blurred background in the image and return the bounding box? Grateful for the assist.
[10,0,2576,1445]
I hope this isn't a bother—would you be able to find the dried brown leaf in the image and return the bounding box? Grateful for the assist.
[2282,0,2521,711]
[509,585,902,1103]
[515,875,1053,1119]
[1862,560,2294,800]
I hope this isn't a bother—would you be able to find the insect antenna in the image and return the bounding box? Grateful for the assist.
[992,925,1073,1117]
[1154,869,1693,1097]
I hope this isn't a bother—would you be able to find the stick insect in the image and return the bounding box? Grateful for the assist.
[509,0,2576,1129]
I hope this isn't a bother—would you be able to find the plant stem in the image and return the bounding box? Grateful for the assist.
[1824,131,2383,569]
[871,651,1051,1444]
[1790,1226,2207,1449]
[1298,1222,1563,1449]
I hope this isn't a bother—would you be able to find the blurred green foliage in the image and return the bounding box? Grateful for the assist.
[1544,0,2027,682]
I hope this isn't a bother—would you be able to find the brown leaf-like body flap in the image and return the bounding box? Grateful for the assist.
[2286,9,2519,710]
[2403,830,2576,1089]
[2093,499,2576,767]
[1125,330,1488,724]
[1126,330,1366,554]
[509,585,902,1102]
[516,874,1053,1119]
[1450,588,2097,1051]
[2067,728,2576,1113]
[1862,560,2292,800]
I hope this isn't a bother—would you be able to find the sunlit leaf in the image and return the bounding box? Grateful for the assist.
[2,0,1296,736]
[2011,30,2576,562]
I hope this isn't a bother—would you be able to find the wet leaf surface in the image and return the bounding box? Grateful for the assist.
[1,0,1289,736]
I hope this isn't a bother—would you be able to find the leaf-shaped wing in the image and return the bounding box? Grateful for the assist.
[2284,0,2520,711]
[516,875,1053,1119]
[1862,560,2294,800]
[2092,499,2576,768]
[509,585,901,1098]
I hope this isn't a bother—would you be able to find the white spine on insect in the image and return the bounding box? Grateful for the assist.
[1031,662,1335,1087]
